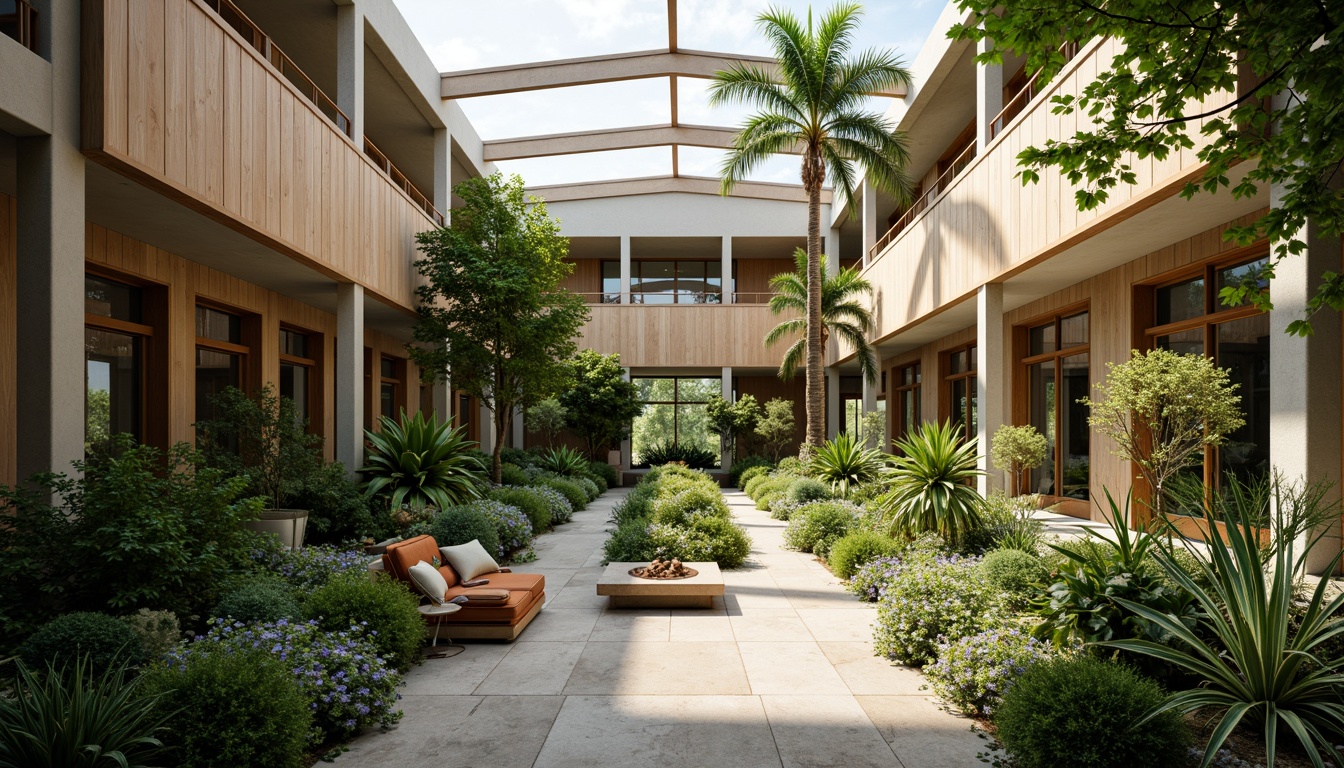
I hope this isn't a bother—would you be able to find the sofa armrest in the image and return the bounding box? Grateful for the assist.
[497,567,512,573]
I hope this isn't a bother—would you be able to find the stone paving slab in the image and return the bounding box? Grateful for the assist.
[337,487,992,768]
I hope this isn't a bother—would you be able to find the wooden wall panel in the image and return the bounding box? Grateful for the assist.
[735,374,807,454]
[861,37,1236,341]
[561,259,602,297]
[734,258,793,301]
[84,0,433,311]
[578,305,793,369]
[0,195,16,485]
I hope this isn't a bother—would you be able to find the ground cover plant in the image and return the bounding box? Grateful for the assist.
[926,626,1053,717]
[873,551,995,666]
[827,530,903,579]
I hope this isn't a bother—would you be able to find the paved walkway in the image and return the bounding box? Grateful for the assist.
[339,489,986,768]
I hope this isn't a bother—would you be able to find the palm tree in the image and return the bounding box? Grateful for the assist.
[710,2,912,447]
[765,248,878,384]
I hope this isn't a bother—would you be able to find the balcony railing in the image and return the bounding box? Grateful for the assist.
[0,0,38,52]
[868,141,977,261]
[988,43,1082,141]
[363,138,445,226]
[573,291,740,305]
[204,0,351,138]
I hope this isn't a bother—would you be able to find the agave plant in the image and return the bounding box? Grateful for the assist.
[808,433,883,498]
[875,421,984,541]
[1105,475,1344,768]
[360,409,486,511]
[0,657,170,768]
[639,442,719,470]
[538,445,590,477]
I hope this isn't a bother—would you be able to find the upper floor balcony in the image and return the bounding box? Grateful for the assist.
[81,0,443,309]
[0,0,37,53]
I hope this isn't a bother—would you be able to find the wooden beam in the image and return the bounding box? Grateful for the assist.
[668,0,678,52]
[441,48,907,99]
[527,175,830,204]
[484,123,785,161]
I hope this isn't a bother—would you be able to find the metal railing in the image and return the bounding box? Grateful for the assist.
[0,0,38,52]
[363,138,445,226]
[988,43,1082,141]
[572,291,746,305]
[204,0,352,138]
[868,141,977,261]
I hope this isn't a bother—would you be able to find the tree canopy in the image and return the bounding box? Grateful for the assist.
[558,350,642,460]
[952,0,1344,334]
[410,173,589,483]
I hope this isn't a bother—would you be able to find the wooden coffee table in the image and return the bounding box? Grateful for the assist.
[596,562,724,609]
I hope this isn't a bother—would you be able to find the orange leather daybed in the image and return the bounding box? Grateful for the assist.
[382,534,546,641]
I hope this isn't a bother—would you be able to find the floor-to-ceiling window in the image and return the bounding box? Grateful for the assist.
[195,305,246,430]
[279,327,314,429]
[615,261,723,304]
[1021,310,1090,500]
[1145,252,1270,510]
[631,377,719,465]
[893,362,921,445]
[942,343,977,442]
[85,275,149,447]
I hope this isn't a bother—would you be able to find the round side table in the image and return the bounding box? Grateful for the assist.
[418,603,464,659]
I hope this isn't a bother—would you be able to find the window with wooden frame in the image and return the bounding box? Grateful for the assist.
[85,274,154,447]
[379,355,406,421]
[1015,308,1090,504]
[279,327,318,433]
[941,343,977,442]
[624,260,723,304]
[893,362,921,444]
[194,304,251,430]
[1139,248,1271,511]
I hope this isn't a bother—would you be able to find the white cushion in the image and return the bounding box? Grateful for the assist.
[439,540,500,582]
[408,560,449,605]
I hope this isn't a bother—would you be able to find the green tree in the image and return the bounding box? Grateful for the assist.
[711,2,913,447]
[526,397,568,450]
[990,424,1049,496]
[765,247,879,385]
[952,0,1344,335]
[410,173,590,484]
[706,393,762,459]
[755,397,798,462]
[196,384,323,510]
[559,350,642,460]
[85,388,110,449]
[1082,349,1245,519]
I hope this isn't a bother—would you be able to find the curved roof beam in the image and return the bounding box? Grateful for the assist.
[527,175,831,204]
[440,48,907,100]
[483,123,805,161]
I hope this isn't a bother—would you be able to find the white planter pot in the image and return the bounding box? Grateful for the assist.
[244,509,309,549]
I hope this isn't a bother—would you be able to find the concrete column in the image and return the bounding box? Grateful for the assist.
[976,283,1005,496]
[336,0,364,141]
[432,127,450,219]
[16,0,85,482]
[512,405,525,449]
[619,236,632,304]
[620,367,633,467]
[861,376,878,449]
[335,283,364,475]
[720,367,733,470]
[976,37,1003,154]
[826,227,840,275]
[860,179,877,268]
[478,401,496,456]
[826,368,841,440]
[721,236,732,304]
[1269,185,1342,573]
[431,379,450,424]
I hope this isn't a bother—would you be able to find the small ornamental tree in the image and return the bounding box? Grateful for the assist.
[410,173,589,484]
[559,350,642,460]
[990,424,1049,496]
[526,397,567,450]
[755,398,797,462]
[1082,349,1244,518]
[706,394,761,460]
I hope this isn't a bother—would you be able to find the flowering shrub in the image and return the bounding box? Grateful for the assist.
[783,500,861,556]
[926,627,1053,716]
[873,553,997,666]
[847,533,950,601]
[252,545,368,592]
[171,618,402,743]
[529,484,575,524]
[768,498,803,521]
[472,499,532,558]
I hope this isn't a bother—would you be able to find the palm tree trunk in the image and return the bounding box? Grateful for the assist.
[803,147,825,447]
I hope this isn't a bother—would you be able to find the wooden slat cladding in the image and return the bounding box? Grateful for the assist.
[0,195,15,486]
[82,0,432,311]
[578,305,792,369]
[863,38,1236,341]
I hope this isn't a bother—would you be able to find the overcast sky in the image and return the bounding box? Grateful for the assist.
[392,0,950,187]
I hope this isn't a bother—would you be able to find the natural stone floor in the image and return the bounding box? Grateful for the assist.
[339,489,987,768]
